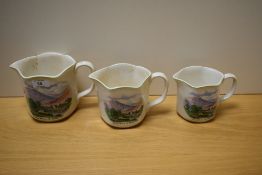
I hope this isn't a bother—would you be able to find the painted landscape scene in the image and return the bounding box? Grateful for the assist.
[25,81,72,120]
[184,91,217,119]
[104,94,144,123]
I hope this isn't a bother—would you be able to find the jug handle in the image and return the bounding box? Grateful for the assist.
[148,72,169,108]
[75,61,95,99]
[220,73,237,102]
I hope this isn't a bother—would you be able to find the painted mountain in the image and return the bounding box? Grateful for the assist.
[104,94,143,123]
[184,91,217,119]
[24,81,72,120]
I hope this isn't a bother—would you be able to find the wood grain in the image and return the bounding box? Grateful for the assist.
[0,95,262,175]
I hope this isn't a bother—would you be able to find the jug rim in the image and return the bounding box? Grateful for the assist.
[89,63,151,90]
[10,52,76,79]
[173,65,224,88]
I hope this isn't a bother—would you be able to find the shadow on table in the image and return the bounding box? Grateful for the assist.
[142,106,172,125]
[214,102,239,121]
[77,100,98,110]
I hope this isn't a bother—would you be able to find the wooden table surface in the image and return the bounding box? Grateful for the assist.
[0,95,262,175]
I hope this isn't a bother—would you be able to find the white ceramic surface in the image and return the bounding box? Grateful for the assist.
[173,66,237,123]
[89,63,169,128]
[10,52,95,122]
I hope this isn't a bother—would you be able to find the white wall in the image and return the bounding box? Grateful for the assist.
[1,0,262,96]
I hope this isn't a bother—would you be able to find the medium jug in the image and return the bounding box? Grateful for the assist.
[89,63,169,128]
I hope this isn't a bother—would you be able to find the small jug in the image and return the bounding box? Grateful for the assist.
[173,66,237,123]
[89,63,169,128]
[10,52,95,122]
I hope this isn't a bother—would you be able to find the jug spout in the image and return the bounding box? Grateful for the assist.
[9,60,24,78]
[173,71,184,84]
[9,61,18,70]
[88,71,107,89]
[173,73,179,82]
[173,67,196,88]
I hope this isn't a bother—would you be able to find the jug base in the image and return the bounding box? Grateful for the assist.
[28,109,75,122]
[177,112,215,123]
[100,115,146,129]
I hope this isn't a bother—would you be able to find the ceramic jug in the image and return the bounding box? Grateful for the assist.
[89,63,169,128]
[173,66,237,123]
[10,52,95,122]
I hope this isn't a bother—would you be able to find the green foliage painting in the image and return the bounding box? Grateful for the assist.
[104,95,144,123]
[184,91,217,119]
[27,97,72,119]
[24,81,72,120]
[184,101,215,119]
[105,104,143,122]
